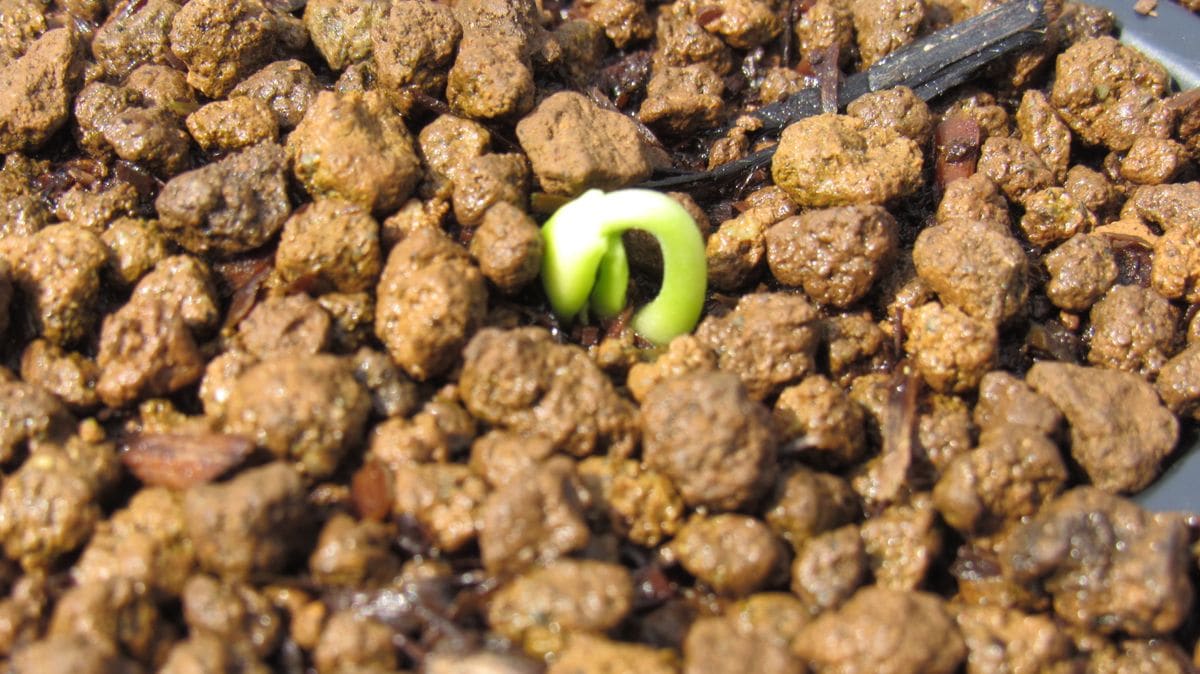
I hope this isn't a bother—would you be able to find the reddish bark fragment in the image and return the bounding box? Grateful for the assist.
[934,114,982,191]
[214,253,274,329]
[696,5,725,27]
[352,461,394,522]
[874,364,921,503]
[121,432,253,489]
[212,252,274,296]
[1167,89,1200,159]
[1106,235,1155,288]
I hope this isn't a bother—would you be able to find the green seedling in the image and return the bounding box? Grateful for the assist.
[540,188,707,345]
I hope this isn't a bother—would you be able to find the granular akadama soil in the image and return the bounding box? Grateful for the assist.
[0,0,1199,672]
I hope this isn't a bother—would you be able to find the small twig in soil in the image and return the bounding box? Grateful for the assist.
[871,0,1047,94]
[779,0,800,65]
[754,0,1046,133]
[639,146,774,189]
[813,44,842,114]
[408,88,453,116]
[875,362,922,503]
[638,0,1047,191]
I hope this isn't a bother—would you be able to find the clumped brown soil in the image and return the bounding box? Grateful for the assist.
[0,0,1199,672]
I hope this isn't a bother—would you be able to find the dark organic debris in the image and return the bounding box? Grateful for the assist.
[641,0,1048,190]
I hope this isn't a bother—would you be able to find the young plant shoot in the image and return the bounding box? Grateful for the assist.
[540,188,707,345]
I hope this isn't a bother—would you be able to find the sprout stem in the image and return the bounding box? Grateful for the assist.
[540,189,707,345]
